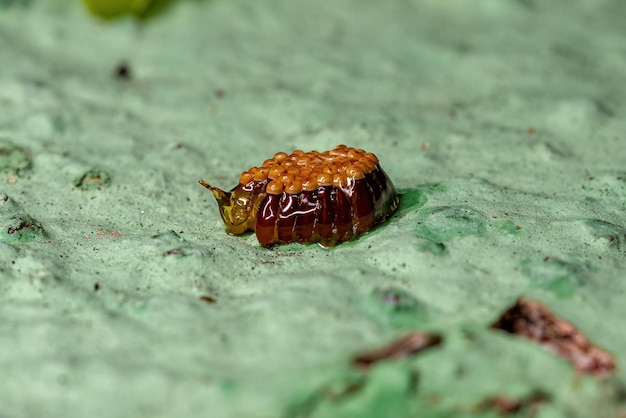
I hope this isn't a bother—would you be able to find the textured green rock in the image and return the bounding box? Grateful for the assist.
[0,194,46,243]
[1,1,626,417]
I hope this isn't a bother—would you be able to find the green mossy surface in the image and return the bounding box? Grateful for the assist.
[1,1,626,417]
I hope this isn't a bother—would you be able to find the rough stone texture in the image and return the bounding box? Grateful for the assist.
[1,0,626,417]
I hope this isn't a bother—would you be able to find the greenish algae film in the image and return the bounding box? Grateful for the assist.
[2,0,626,417]
[520,257,591,298]
[414,205,487,243]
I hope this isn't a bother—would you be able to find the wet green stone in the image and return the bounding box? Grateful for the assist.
[417,240,447,255]
[520,258,587,298]
[492,219,523,235]
[414,205,486,243]
[365,286,427,329]
[0,144,33,174]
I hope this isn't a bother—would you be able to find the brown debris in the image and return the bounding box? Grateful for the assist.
[475,391,549,416]
[352,332,442,369]
[7,215,36,234]
[199,295,217,304]
[491,298,616,377]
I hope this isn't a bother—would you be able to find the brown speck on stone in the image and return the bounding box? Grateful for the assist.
[163,248,182,257]
[491,298,616,377]
[353,332,442,369]
[94,283,100,292]
[476,391,549,416]
[200,295,217,304]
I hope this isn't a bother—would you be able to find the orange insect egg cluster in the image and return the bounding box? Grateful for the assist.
[199,144,399,247]
[238,145,379,194]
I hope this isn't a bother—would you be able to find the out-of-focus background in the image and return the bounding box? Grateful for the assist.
[2,1,626,417]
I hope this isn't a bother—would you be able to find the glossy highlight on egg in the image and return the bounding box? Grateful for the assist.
[199,145,399,247]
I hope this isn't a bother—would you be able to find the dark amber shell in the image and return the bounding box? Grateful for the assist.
[199,145,399,247]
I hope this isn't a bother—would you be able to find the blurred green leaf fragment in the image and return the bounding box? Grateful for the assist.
[82,0,176,20]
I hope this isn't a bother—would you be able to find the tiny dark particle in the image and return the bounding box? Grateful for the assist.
[94,282,100,292]
[114,63,131,80]
[214,88,225,98]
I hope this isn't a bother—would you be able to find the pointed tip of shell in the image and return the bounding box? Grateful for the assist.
[199,179,230,202]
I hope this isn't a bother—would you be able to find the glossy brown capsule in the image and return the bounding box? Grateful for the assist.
[199,145,399,247]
